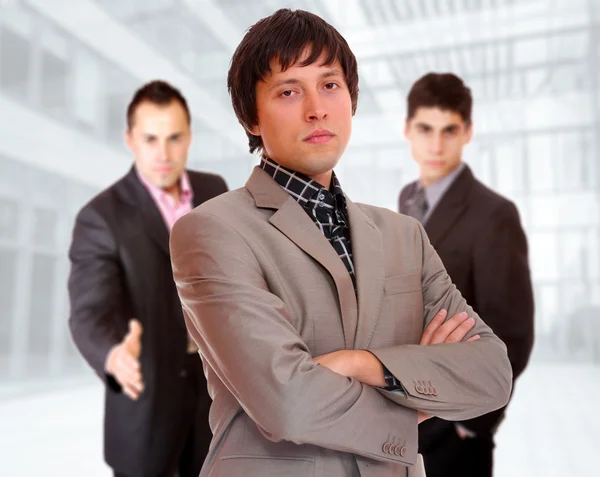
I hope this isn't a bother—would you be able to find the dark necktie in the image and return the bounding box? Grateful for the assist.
[406,186,429,224]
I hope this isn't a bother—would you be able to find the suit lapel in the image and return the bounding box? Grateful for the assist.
[423,166,474,248]
[345,199,385,350]
[189,171,210,208]
[117,167,170,257]
[246,167,358,350]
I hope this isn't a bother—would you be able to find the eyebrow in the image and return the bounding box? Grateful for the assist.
[442,124,461,133]
[415,122,461,132]
[269,69,344,91]
[142,132,184,140]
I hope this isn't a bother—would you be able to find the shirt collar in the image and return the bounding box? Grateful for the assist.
[135,167,194,205]
[259,156,346,208]
[420,162,465,213]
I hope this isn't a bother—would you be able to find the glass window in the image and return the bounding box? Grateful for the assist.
[535,284,559,335]
[529,231,559,281]
[32,207,58,250]
[0,248,17,378]
[39,24,69,118]
[71,47,103,132]
[26,253,57,377]
[527,135,555,192]
[0,197,18,242]
[494,139,525,195]
[0,24,31,100]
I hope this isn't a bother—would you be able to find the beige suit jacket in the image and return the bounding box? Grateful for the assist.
[170,167,512,477]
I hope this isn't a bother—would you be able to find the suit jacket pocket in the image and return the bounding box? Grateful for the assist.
[214,455,315,477]
[384,272,421,295]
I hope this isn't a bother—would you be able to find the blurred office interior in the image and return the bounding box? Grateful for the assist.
[0,0,598,475]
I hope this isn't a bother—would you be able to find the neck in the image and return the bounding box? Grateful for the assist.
[420,162,463,187]
[163,183,179,203]
[308,170,333,189]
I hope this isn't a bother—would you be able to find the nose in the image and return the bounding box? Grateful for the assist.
[431,133,444,155]
[157,141,170,162]
[304,91,328,122]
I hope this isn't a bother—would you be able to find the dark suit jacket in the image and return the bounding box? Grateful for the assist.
[399,165,534,446]
[68,167,228,475]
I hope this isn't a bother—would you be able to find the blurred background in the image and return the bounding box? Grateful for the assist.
[0,0,598,475]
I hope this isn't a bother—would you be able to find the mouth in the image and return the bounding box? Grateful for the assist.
[154,166,173,173]
[303,129,335,144]
[424,160,446,167]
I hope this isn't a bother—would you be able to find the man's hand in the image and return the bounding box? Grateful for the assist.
[106,319,144,400]
[420,309,480,346]
[455,423,476,440]
[417,309,480,423]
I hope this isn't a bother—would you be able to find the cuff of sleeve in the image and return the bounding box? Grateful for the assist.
[379,363,406,395]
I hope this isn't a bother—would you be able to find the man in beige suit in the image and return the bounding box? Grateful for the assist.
[170,8,512,477]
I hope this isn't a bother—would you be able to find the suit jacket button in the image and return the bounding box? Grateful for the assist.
[416,384,424,393]
[400,446,407,457]
[394,445,402,456]
[433,388,439,396]
[388,444,397,455]
[383,443,390,453]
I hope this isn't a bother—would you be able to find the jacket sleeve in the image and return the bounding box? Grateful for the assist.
[67,205,126,392]
[369,219,513,421]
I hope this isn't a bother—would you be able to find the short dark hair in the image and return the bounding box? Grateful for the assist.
[126,80,191,130]
[227,8,359,154]
[407,73,472,125]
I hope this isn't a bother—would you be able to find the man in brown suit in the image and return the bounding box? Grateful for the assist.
[170,10,513,477]
[399,73,535,477]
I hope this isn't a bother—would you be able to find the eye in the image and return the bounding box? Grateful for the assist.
[280,90,296,97]
[324,82,339,90]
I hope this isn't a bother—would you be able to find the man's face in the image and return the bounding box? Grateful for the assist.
[250,51,353,187]
[126,100,191,191]
[404,107,472,186]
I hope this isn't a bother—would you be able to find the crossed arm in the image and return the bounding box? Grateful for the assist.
[170,211,512,464]
[313,308,481,423]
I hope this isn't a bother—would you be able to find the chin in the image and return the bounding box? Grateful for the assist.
[310,154,341,172]
[155,178,177,190]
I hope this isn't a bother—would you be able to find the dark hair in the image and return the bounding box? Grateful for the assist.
[126,80,191,130]
[227,8,359,154]
[407,73,472,125]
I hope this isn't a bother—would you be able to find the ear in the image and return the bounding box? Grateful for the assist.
[124,129,134,152]
[464,122,474,144]
[246,123,261,137]
[403,119,410,139]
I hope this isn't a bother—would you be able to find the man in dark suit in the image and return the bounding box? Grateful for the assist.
[68,80,228,477]
[399,73,535,477]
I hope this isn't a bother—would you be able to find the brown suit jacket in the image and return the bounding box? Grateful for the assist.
[399,165,534,447]
[170,166,512,477]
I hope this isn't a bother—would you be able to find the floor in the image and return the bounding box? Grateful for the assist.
[0,362,596,476]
